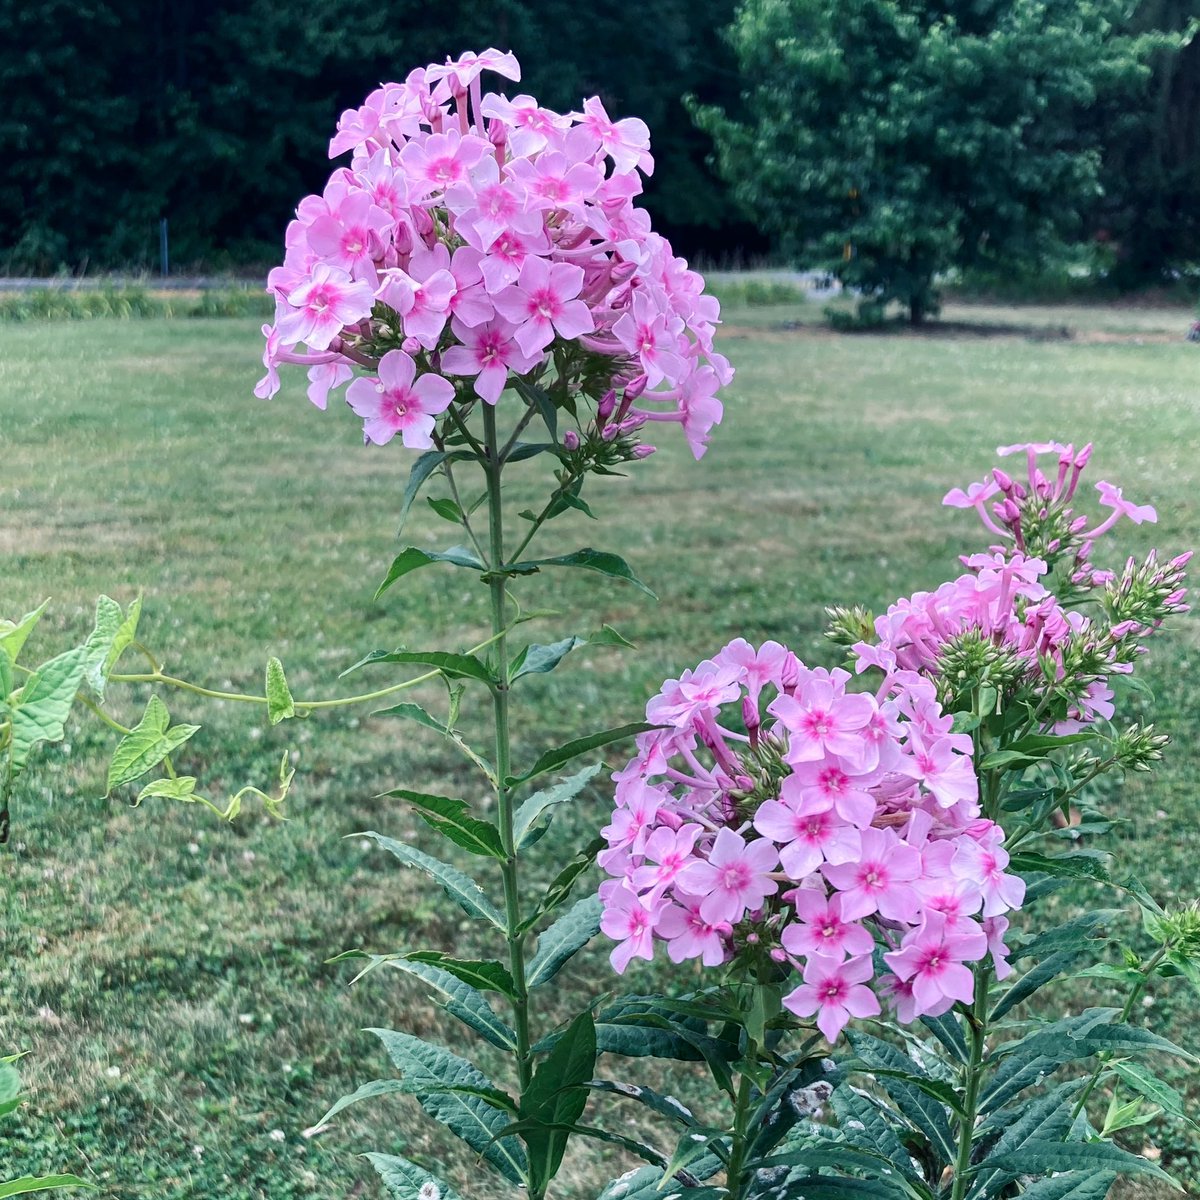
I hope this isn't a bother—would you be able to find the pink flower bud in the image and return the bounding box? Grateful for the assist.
[597,389,617,420]
[601,423,620,442]
[770,947,789,963]
[402,337,422,355]
[563,429,581,451]
[631,444,656,459]
[623,374,649,402]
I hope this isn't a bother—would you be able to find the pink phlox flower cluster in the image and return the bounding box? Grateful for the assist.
[850,553,1124,732]
[599,639,1024,1042]
[943,442,1155,564]
[258,49,731,457]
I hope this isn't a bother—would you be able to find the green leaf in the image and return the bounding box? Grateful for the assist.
[396,450,466,534]
[0,1177,94,1196]
[588,624,635,649]
[506,441,557,463]
[0,653,11,702]
[517,548,655,596]
[105,695,200,792]
[527,895,602,989]
[1012,1173,1120,1200]
[528,836,606,925]
[520,1010,597,1193]
[510,636,586,683]
[1007,731,1101,754]
[829,1085,921,1184]
[265,657,295,724]
[0,600,48,665]
[1009,850,1114,886]
[845,1031,958,1164]
[978,1139,1179,1188]
[426,496,464,523]
[342,648,495,686]
[365,1153,466,1200]
[80,596,122,699]
[102,596,141,682]
[510,722,653,786]
[513,764,602,850]
[1108,1060,1193,1125]
[406,952,517,999]
[585,1080,697,1128]
[369,1030,528,1184]
[371,700,450,736]
[512,377,558,439]
[346,954,517,1051]
[376,546,485,599]
[1009,910,1123,964]
[358,832,505,929]
[976,1079,1082,1177]
[659,1127,730,1187]
[382,789,504,859]
[10,646,89,777]
[134,776,199,805]
[313,1078,410,1132]
[991,950,1080,1021]
[920,1011,970,1064]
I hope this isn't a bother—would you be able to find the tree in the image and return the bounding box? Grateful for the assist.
[694,0,1159,322]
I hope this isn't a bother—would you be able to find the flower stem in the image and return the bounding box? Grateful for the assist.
[726,1053,757,1200]
[1070,942,1169,1123]
[481,405,537,1182]
[950,970,990,1200]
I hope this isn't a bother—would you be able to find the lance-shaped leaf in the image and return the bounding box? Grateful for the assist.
[519,1010,597,1193]
[406,952,517,998]
[0,600,49,665]
[515,548,655,597]
[845,1031,957,1165]
[106,695,200,792]
[383,790,504,859]
[10,646,89,778]
[1008,909,1122,964]
[524,836,606,929]
[358,832,505,930]
[1012,1174,1120,1200]
[342,648,495,686]
[991,950,1080,1021]
[1109,1060,1193,1125]
[396,449,469,534]
[514,763,602,850]
[0,1175,95,1196]
[376,546,485,599]
[585,1080,697,1128]
[365,1152,466,1200]
[974,1079,1083,1192]
[342,954,517,1051]
[370,1030,528,1184]
[264,657,295,724]
[509,723,653,787]
[830,1085,922,1184]
[527,895,602,989]
[80,596,122,700]
[978,1139,1179,1188]
[1009,849,1114,886]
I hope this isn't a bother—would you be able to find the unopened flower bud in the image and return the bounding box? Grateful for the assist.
[631,444,656,459]
[597,389,617,420]
[623,374,649,402]
[563,429,581,451]
[402,337,422,355]
[601,423,620,442]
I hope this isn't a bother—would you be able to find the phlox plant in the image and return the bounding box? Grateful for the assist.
[590,441,1196,1200]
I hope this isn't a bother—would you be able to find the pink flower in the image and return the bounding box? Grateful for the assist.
[276,264,375,351]
[600,883,661,973]
[784,954,880,1042]
[656,898,730,966]
[770,678,877,767]
[782,891,875,961]
[680,827,779,925]
[344,350,454,448]
[440,318,539,404]
[306,361,352,411]
[493,258,595,358]
[951,828,1026,918]
[821,827,921,921]
[398,130,491,200]
[754,796,862,880]
[884,912,987,1016]
[574,96,654,174]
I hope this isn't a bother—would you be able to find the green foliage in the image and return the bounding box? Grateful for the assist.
[0,288,273,323]
[0,1058,92,1195]
[696,0,1157,321]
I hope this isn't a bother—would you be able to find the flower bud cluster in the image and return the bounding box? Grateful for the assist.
[599,639,1024,1042]
[257,48,731,457]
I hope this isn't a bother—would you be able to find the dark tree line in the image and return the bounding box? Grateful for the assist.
[0,0,1196,283]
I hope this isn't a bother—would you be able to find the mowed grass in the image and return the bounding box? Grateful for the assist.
[1,298,1198,1198]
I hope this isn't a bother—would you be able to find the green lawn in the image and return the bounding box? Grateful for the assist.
[1,299,1198,1198]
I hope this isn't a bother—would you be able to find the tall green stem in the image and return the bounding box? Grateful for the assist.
[480,407,537,1139]
[950,971,990,1200]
